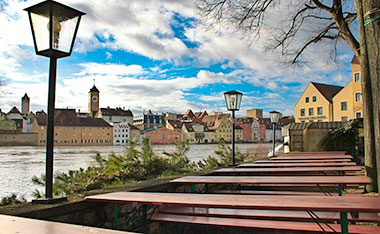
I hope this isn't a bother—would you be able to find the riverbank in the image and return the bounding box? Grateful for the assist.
[0,143,272,200]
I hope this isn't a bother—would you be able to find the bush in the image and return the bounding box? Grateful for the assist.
[319,120,361,163]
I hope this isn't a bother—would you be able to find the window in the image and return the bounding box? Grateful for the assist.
[355,92,362,102]
[309,108,314,116]
[312,96,317,102]
[342,116,348,122]
[305,97,309,103]
[341,102,347,111]
[355,112,362,119]
[354,72,361,83]
[317,107,323,115]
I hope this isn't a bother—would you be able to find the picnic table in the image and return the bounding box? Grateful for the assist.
[273,155,353,160]
[213,166,362,175]
[237,162,356,168]
[0,214,138,234]
[255,159,352,163]
[86,191,380,234]
[170,175,371,186]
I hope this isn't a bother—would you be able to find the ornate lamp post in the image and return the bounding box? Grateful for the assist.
[269,110,282,157]
[25,0,85,203]
[224,90,243,166]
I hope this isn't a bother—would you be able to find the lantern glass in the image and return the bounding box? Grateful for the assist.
[25,0,85,58]
[269,111,282,123]
[224,90,242,111]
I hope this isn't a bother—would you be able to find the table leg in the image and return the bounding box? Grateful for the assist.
[113,203,119,230]
[340,212,349,234]
[191,185,196,193]
[142,205,147,234]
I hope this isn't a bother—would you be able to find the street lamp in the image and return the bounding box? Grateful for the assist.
[224,90,242,166]
[25,0,85,203]
[269,110,282,157]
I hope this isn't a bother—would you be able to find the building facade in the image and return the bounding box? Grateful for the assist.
[295,82,343,122]
[182,122,215,144]
[333,57,363,121]
[133,110,165,130]
[142,127,181,144]
[32,109,112,146]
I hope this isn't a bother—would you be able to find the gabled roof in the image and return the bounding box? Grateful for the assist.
[311,82,343,103]
[167,119,183,129]
[35,109,111,127]
[183,109,196,119]
[7,107,21,115]
[101,107,133,117]
[183,123,194,132]
[351,56,359,64]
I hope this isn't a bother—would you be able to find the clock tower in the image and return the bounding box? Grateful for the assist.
[88,84,100,118]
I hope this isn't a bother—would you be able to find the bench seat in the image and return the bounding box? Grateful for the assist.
[159,206,380,223]
[151,213,380,234]
[0,214,139,234]
[214,189,364,196]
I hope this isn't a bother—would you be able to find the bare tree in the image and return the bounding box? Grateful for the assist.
[197,0,378,191]
[356,0,380,193]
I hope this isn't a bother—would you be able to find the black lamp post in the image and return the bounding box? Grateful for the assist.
[269,110,282,157]
[224,90,242,166]
[25,0,85,203]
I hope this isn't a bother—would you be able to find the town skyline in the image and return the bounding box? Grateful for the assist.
[0,0,355,118]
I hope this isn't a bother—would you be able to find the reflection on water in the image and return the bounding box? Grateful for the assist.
[0,143,271,201]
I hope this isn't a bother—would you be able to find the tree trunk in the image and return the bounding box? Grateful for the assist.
[362,0,380,193]
[356,0,378,192]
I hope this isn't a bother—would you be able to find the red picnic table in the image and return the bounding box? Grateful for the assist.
[213,166,362,175]
[237,162,356,168]
[255,159,352,163]
[273,155,353,160]
[170,175,371,186]
[0,214,138,234]
[86,191,380,234]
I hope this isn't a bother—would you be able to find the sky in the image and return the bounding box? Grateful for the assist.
[0,0,356,117]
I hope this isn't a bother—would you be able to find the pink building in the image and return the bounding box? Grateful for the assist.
[143,127,181,144]
[235,118,253,141]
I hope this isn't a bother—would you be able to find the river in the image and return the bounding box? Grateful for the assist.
[0,143,271,201]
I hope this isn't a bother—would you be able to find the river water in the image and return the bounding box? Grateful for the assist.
[0,143,271,201]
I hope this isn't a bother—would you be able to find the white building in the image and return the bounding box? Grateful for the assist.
[113,122,131,145]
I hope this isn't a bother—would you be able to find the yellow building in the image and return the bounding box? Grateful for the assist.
[182,123,215,143]
[295,82,343,122]
[32,109,112,146]
[332,57,363,121]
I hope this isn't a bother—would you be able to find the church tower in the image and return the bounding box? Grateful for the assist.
[88,84,100,118]
[21,93,30,115]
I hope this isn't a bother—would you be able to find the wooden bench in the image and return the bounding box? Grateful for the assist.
[285,151,347,155]
[237,162,357,168]
[213,166,362,175]
[0,214,139,234]
[171,175,370,195]
[158,206,380,223]
[86,192,380,234]
[151,213,380,234]
[214,189,365,196]
[255,159,352,163]
[273,155,353,160]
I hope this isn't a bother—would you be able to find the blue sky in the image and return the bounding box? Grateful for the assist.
[0,0,355,117]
